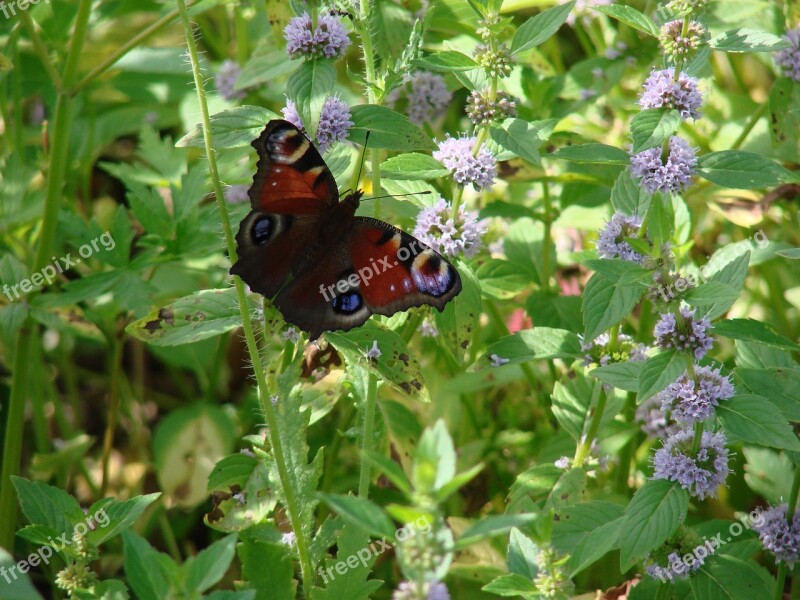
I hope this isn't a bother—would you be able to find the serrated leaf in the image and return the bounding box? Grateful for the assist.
[481,574,538,598]
[319,494,397,540]
[630,109,681,153]
[590,360,643,392]
[480,327,582,367]
[412,50,478,71]
[511,1,575,55]
[177,106,279,148]
[713,318,800,350]
[286,59,336,138]
[689,555,773,599]
[582,263,649,340]
[238,539,295,600]
[184,534,238,593]
[717,395,800,450]
[126,288,258,347]
[455,514,540,549]
[637,351,686,402]
[593,4,660,36]
[619,480,688,569]
[348,105,435,151]
[735,367,800,421]
[489,118,556,165]
[380,153,449,180]
[709,28,792,53]
[698,151,793,189]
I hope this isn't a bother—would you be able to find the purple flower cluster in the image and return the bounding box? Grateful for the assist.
[580,332,648,366]
[596,212,645,263]
[776,27,800,82]
[413,197,487,258]
[654,306,714,359]
[636,396,681,439]
[645,550,704,581]
[392,580,450,600]
[753,504,800,566]
[639,69,703,120]
[653,429,730,499]
[630,136,698,195]
[282,96,353,152]
[658,366,734,423]
[215,60,245,102]
[433,135,497,191]
[284,12,351,60]
[407,72,452,124]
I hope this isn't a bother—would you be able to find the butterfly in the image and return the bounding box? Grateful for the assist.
[230,120,462,340]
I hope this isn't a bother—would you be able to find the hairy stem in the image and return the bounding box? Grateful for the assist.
[358,371,379,498]
[175,1,315,593]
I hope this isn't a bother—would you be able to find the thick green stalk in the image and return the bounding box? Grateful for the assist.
[0,0,93,551]
[574,383,606,467]
[357,0,382,216]
[358,372,379,498]
[174,1,314,593]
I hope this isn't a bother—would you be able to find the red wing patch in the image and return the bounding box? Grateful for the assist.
[249,120,338,214]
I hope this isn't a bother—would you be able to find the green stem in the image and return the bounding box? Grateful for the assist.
[0,0,93,552]
[0,327,34,549]
[774,467,800,600]
[541,180,553,292]
[357,0,382,218]
[574,383,606,467]
[100,334,124,498]
[175,1,314,594]
[358,371,378,498]
[731,102,768,151]
[20,11,62,91]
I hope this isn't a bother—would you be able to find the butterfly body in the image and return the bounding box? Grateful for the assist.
[230,120,461,340]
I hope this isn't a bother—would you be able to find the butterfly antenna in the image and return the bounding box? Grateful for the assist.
[362,191,433,202]
[352,131,370,192]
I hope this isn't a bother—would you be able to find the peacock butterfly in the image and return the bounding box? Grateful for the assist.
[230,120,462,340]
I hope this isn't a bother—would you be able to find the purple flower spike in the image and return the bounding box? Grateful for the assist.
[639,69,703,120]
[653,429,730,499]
[433,135,496,191]
[630,136,697,195]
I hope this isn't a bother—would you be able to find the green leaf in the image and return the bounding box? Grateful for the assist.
[713,318,800,350]
[735,367,800,421]
[481,327,582,367]
[0,546,44,600]
[630,109,681,153]
[690,555,774,599]
[593,4,660,36]
[310,525,382,600]
[553,501,625,576]
[590,360,643,392]
[413,420,456,495]
[319,494,397,540]
[552,371,596,441]
[348,105,436,151]
[717,395,800,451]
[455,514,540,549]
[434,462,484,503]
[481,574,538,598]
[361,451,413,497]
[550,143,630,164]
[412,50,479,71]
[637,351,686,402]
[238,539,295,600]
[122,531,179,600]
[126,288,258,347]
[86,493,160,546]
[380,153,449,180]
[286,59,336,139]
[475,259,529,300]
[685,281,740,312]
[525,293,583,332]
[619,479,689,570]
[709,28,792,53]
[545,467,587,511]
[435,259,482,363]
[699,251,750,320]
[511,1,575,55]
[582,263,649,341]
[153,404,234,508]
[507,528,539,579]
[611,170,651,216]
[327,325,428,398]
[205,454,276,532]
[177,106,279,148]
[698,151,793,189]
[184,534,238,593]
[489,118,556,166]
[12,477,85,536]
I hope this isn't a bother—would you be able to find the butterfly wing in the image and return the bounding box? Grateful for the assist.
[230,120,337,299]
[273,217,462,339]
